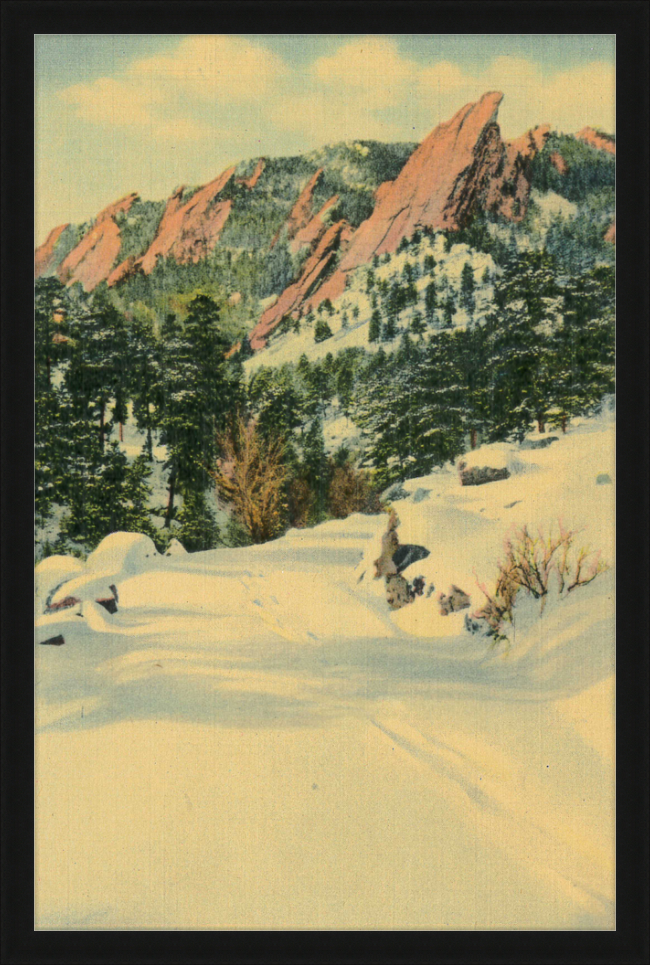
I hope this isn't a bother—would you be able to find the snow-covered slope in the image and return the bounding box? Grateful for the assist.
[35,412,615,929]
[244,233,496,372]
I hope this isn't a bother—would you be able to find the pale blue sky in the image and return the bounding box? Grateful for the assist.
[35,34,615,244]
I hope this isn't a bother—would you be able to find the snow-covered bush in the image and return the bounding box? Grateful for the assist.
[472,522,609,645]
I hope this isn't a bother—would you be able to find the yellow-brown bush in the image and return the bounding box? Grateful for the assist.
[474,522,609,643]
[327,464,381,519]
[215,418,288,544]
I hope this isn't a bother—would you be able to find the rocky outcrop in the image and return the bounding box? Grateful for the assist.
[576,126,616,156]
[484,123,551,221]
[251,94,550,337]
[57,193,139,291]
[438,585,471,616]
[138,166,235,274]
[271,168,323,248]
[336,94,547,276]
[35,223,69,278]
[249,219,353,349]
[550,151,568,174]
[604,221,616,244]
[237,158,265,189]
[290,195,340,254]
[459,463,510,486]
[107,254,143,288]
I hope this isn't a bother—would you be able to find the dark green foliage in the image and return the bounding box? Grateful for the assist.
[530,133,615,203]
[314,318,333,342]
[158,294,243,523]
[368,309,382,343]
[174,491,221,551]
[460,262,476,314]
[115,200,166,262]
[59,446,157,550]
[424,280,438,324]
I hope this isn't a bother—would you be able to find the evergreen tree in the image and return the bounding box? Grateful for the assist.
[460,261,476,314]
[368,308,382,343]
[158,294,241,526]
[314,318,333,342]
[129,313,161,459]
[410,310,426,338]
[424,280,438,325]
[175,490,221,551]
[442,294,457,328]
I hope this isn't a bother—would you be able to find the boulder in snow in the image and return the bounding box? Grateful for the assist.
[386,574,412,610]
[392,543,430,574]
[519,436,559,450]
[459,463,510,486]
[596,473,612,485]
[438,585,471,615]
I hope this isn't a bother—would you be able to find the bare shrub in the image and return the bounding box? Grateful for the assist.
[327,463,381,519]
[215,418,288,544]
[473,522,609,644]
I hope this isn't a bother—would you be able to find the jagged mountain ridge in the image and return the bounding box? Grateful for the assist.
[35,92,615,351]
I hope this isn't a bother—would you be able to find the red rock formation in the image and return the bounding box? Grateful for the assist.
[237,158,265,189]
[249,93,553,351]
[138,167,235,274]
[604,221,616,244]
[106,255,143,288]
[249,220,352,350]
[35,223,69,278]
[576,126,616,156]
[550,151,568,174]
[271,168,323,248]
[484,123,551,221]
[290,195,339,254]
[57,193,139,291]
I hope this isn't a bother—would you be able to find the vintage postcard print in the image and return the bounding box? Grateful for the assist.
[35,35,616,929]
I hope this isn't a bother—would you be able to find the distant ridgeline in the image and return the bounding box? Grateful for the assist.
[35,93,615,559]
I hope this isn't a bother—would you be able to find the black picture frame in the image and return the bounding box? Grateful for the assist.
[2,2,648,962]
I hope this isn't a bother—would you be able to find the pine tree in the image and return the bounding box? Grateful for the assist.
[314,318,333,342]
[368,308,382,343]
[460,261,476,314]
[129,313,161,459]
[158,294,242,526]
[424,280,438,325]
[410,311,426,337]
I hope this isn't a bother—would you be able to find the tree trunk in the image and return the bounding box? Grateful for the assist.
[537,414,545,434]
[146,424,153,460]
[470,428,477,450]
[99,401,105,450]
[164,469,176,528]
[561,415,567,434]
[119,422,124,442]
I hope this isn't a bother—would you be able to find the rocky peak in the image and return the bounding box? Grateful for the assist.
[271,168,323,248]
[249,219,352,350]
[334,92,511,279]
[237,158,266,189]
[576,126,616,156]
[34,223,69,279]
[137,165,236,274]
[57,192,139,291]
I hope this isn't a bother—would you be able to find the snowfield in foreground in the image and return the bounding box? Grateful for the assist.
[35,413,615,929]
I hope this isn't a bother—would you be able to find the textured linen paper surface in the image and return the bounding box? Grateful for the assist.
[34,34,615,930]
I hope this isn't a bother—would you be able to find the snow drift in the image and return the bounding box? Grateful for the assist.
[35,413,615,929]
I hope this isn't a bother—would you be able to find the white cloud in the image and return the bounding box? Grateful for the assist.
[57,36,615,151]
[58,35,288,140]
[129,35,288,102]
